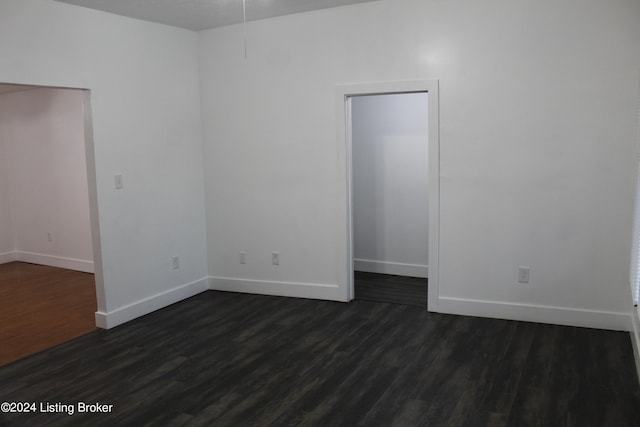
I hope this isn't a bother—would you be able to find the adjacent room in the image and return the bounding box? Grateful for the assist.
[0,85,97,366]
[0,0,639,425]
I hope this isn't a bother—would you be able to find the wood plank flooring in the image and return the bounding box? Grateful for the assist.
[0,262,97,366]
[354,271,427,307]
[0,290,639,426]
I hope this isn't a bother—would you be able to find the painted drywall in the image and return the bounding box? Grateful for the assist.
[0,87,93,271]
[0,0,208,327]
[200,0,640,329]
[0,132,13,259]
[1,0,636,331]
[352,93,428,278]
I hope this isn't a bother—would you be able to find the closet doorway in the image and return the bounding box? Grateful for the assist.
[337,80,440,311]
[351,92,428,306]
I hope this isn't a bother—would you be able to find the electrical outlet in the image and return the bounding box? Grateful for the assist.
[47,232,53,242]
[114,174,124,190]
[239,251,246,264]
[272,252,280,266]
[172,256,180,270]
[518,266,530,284]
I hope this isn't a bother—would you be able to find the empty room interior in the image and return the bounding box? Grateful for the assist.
[0,85,97,366]
[1,0,640,425]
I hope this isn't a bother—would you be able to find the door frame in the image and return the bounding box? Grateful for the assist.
[0,83,105,321]
[335,80,440,311]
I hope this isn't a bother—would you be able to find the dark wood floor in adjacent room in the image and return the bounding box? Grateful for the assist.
[354,271,427,307]
[1,290,639,426]
[0,262,97,366]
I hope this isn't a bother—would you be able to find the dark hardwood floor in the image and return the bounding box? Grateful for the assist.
[354,271,427,307]
[0,262,97,366]
[0,290,638,426]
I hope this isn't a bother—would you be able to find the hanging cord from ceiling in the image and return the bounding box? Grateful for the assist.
[243,0,247,59]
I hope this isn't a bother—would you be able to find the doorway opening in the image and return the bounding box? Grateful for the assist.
[336,80,440,311]
[0,83,103,365]
[351,92,428,306]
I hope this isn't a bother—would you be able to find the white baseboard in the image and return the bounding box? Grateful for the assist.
[631,307,640,385]
[354,259,428,278]
[95,277,209,329]
[0,251,16,264]
[13,251,94,273]
[210,276,343,301]
[437,296,631,331]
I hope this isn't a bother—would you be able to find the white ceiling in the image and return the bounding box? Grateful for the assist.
[52,0,379,31]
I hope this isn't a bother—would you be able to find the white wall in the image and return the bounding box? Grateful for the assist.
[632,307,640,383]
[1,0,637,332]
[200,0,640,329]
[0,130,13,260]
[352,93,429,278]
[0,0,208,328]
[0,87,93,271]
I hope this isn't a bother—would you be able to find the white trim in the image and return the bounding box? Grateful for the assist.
[354,259,428,278]
[346,97,354,301]
[336,79,440,309]
[95,277,209,329]
[0,251,16,264]
[438,296,631,331]
[631,307,640,385]
[210,276,342,301]
[631,159,640,305]
[13,251,94,273]
[82,89,107,320]
[633,68,640,306]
